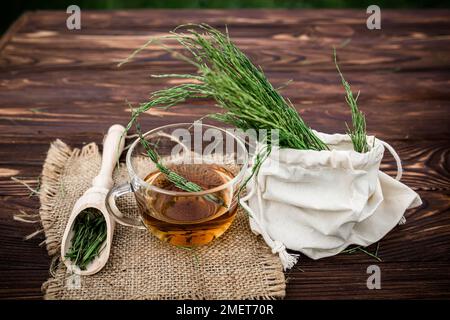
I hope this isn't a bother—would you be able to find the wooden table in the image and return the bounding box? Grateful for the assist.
[0,9,449,300]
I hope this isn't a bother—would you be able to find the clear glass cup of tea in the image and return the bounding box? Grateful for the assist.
[106,123,248,246]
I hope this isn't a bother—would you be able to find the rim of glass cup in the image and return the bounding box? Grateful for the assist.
[126,123,249,196]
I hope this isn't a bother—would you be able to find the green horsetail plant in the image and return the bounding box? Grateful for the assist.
[119,24,328,152]
[333,49,370,153]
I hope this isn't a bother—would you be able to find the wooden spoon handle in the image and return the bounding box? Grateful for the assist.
[92,124,126,190]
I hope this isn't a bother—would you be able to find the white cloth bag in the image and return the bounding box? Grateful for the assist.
[239,132,422,270]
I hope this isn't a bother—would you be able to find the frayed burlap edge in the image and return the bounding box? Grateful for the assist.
[40,140,99,298]
[39,140,286,300]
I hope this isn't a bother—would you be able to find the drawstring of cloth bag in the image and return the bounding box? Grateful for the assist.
[239,180,300,270]
[239,138,405,270]
[238,149,300,271]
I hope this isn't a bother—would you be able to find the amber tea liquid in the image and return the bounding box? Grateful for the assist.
[135,164,237,246]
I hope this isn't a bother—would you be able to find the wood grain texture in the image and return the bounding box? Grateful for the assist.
[0,9,449,300]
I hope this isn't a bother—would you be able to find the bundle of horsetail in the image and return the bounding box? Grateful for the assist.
[119,24,369,192]
[120,24,330,151]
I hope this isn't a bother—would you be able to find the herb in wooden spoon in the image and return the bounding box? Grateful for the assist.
[65,208,107,270]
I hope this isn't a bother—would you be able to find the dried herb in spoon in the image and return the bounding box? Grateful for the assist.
[65,208,107,270]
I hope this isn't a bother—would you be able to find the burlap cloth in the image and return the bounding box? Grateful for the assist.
[39,140,285,299]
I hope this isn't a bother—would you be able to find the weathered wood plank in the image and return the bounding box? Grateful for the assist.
[2,10,450,72]
[2,31,450,72]
[1,69,449,103]
[285,261,450,299]
[18,9,450,31]
[0,101,448,140]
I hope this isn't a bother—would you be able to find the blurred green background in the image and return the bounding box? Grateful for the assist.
[3,0,449,33]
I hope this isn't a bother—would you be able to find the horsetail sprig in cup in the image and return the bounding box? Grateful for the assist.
[134,121,224,206]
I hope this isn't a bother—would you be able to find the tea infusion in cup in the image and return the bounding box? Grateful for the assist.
[106,123,248,246]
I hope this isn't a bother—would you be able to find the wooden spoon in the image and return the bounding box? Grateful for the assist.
[61,124,126,275]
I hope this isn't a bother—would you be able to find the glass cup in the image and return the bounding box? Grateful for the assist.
[106,123,248,246]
